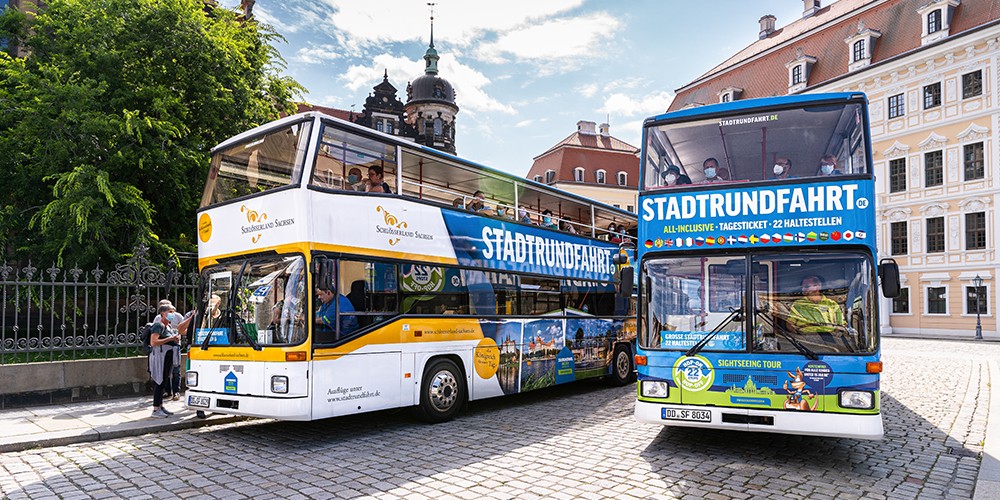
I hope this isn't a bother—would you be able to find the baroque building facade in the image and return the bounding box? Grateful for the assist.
[525,121,640,220]
[668,0,998,339]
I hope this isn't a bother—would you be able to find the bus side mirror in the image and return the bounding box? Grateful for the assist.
[879,258,900,298]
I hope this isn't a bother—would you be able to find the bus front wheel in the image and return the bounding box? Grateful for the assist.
[609,344,634,386]
[417,359,466,423]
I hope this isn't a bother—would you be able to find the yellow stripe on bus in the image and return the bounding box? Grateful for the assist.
[199,242,458,268]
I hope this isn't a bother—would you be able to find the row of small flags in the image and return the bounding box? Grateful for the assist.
[644,230,867,249]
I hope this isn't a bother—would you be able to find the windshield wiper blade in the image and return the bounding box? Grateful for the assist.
[755,310,817,360]
[685,305,743,357]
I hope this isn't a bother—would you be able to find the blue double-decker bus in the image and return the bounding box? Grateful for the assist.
[633,93,899,439]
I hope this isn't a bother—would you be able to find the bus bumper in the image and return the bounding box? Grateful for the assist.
[184,391,312,421]
[635,400,883,440]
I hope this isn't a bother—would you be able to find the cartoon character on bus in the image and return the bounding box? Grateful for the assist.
[782,367,817,411]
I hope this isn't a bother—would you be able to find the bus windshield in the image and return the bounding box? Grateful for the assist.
[640,251,875,355]
[643,101,868,189]
[197,255,308,347]
[201,119,313,207]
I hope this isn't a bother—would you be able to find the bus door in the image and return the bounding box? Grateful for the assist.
[311,257,403,419]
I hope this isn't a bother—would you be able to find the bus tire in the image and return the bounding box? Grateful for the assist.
[609,344,634,386]
[417,358,466,423]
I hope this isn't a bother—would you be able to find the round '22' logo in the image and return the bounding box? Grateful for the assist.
[673,356,715,392]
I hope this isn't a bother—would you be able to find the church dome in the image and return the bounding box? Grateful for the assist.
[407,73,456,106]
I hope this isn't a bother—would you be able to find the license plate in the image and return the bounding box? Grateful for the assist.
[661,408,711,422]
[188,395,211,408]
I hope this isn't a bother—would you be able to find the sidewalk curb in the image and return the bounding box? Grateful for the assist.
[0,414,246,454]
[974,359,1000,499]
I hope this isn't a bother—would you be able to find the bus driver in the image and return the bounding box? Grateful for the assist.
[315,285,359,340]
[787,275,845,334]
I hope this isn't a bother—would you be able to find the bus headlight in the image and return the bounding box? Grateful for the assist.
[839,390,874,409]
[271,375,289,394]
[186,371,198,388]
[640,381,669,398]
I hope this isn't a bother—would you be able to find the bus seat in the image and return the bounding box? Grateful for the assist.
[348,280,370,327]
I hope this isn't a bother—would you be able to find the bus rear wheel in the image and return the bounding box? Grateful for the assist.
[418,359,465,423]
[609,344,634,386]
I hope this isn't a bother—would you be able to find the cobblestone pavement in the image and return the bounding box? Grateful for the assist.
[0,337,995,499]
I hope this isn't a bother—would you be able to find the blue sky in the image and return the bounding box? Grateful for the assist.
[222,1,806,176]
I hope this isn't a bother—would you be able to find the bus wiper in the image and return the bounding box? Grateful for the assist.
[754,305,817,360]
[685,305,743,357]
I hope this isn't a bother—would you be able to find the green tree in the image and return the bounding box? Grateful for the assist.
[0,0,302,267]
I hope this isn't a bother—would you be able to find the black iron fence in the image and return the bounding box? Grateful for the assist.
[0,244,199,364]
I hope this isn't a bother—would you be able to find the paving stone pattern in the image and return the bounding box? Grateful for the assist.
[0,338,995,499]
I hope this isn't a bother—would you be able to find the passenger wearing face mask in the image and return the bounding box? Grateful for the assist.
[817,154,843,176]
[662,165,692,186]
[541,209,559,229]
[518,206,533,225]
[772,157,794,180]
[702,157,731,183]
[347,168,364,191]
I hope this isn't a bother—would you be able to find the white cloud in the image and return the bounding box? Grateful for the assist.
[340,53,514,115]
[599,91,675,118]
[292,44,342,64]
[473,13,621,72]
[316,0,585,49]
[578,83,599,98]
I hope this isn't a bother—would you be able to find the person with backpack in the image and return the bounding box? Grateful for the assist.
[149,304,182,418]
[164,302,194,401]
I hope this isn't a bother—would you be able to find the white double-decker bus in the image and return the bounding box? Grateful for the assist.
[185,111,637,422]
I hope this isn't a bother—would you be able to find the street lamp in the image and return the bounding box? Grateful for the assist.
[973,274,983,340]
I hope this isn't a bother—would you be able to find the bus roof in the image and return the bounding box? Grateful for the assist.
[643,92,867,126]
[212,111,636,220]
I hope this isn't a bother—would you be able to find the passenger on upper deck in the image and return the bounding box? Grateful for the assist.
[703,158,731,183]
[772,157,794,180]
[366,166,392,194]
[561,218,578,235]
[347,168,364,191]
[452,197,465,210]
[469,190,489,213]
[541,209,558,229]
[518,207,533,225]
[663,165,692,186]
[817,155,843,176]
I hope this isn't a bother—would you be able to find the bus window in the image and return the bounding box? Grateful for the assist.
[340,259,398,330]
[312,122,396,192]
[202,120,313,207]
[519,277,561,315]
[562,280,617,316]
[400,265,468,315]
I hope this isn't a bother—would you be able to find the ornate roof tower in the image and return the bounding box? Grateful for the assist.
[404,3,459,154]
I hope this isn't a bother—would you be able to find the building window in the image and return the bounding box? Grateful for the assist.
[924,150,943,187]
[889,158,907,193]
[927,217,945,253]
[574,167,585,182]
[927,10,942,34]
[892,287,910,314]
[891,222,908,255]
[721,93,731,103]
[433,118,443,136]
[613,204,621,209]
[627,205,635,213]
[963,71,983,99]
[966,212,986,250]
[967,284,989,315]
[544,170,555,183]
[964,142,984,181]
[375,121,384,132]
[888,93,905,119]
[923,83,941,109]
[617,172,627,186]
[791,65,803,85]
[386,120,394,134]
[533,175,542,183]
[595,170,606,184]
[852,40,866,62]
[927,286,947,314]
